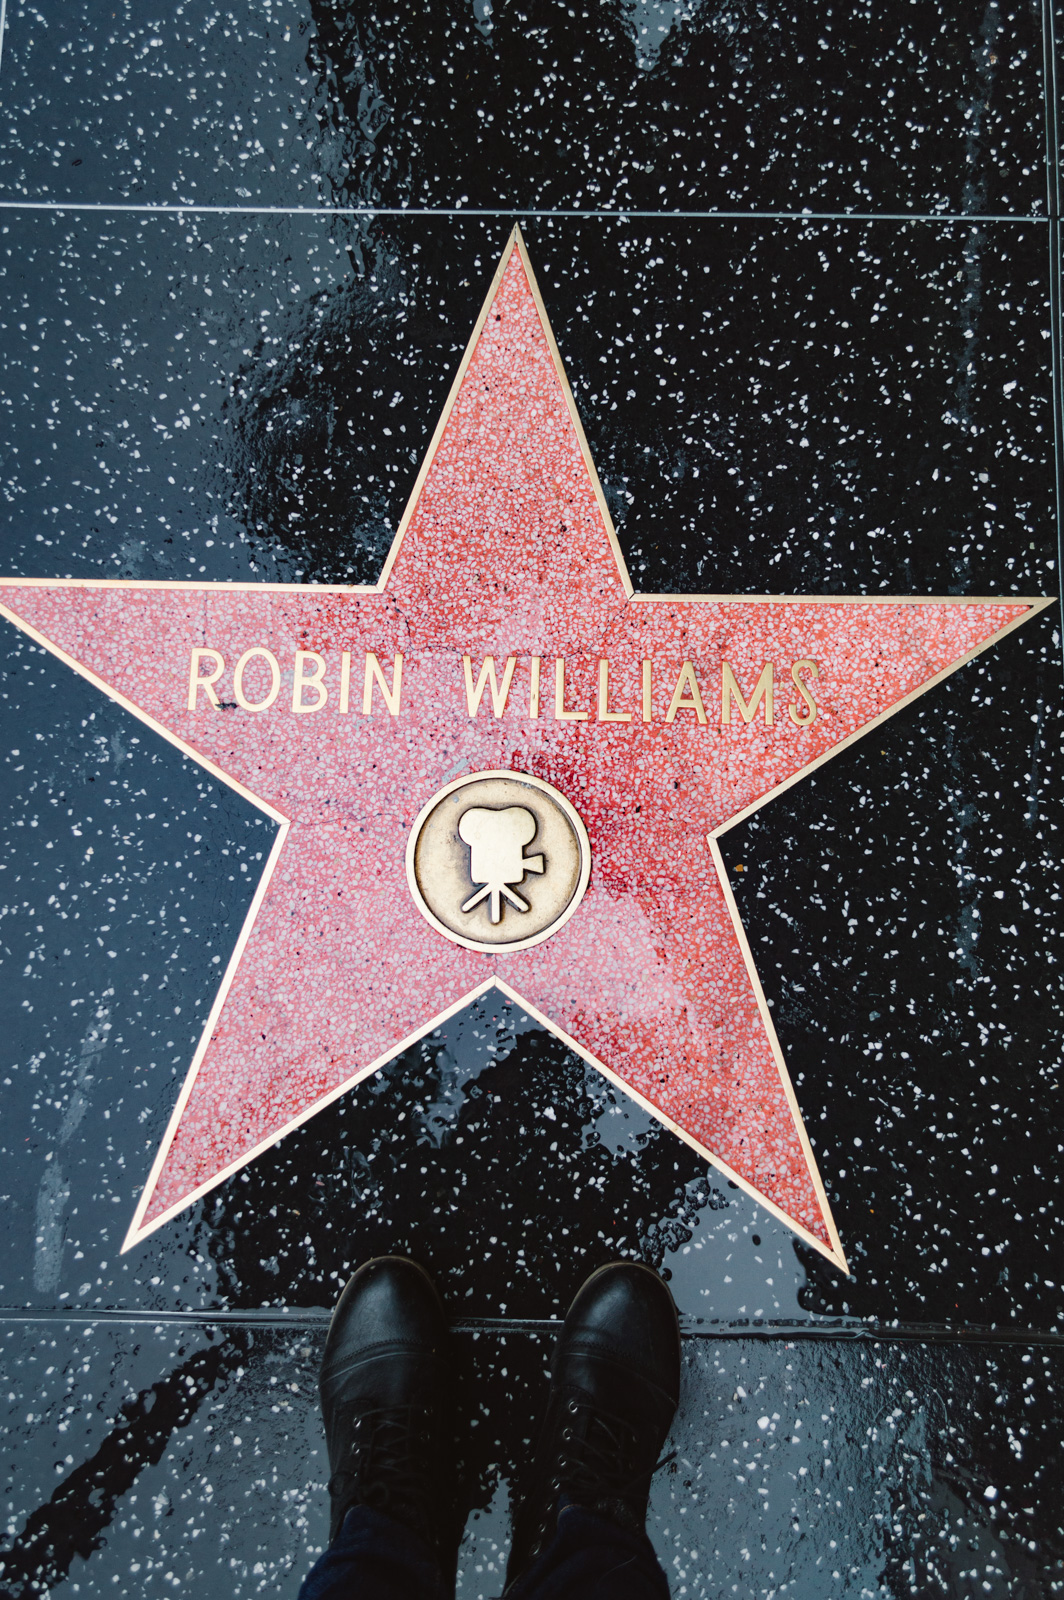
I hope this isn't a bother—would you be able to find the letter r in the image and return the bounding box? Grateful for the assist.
[188,648,224,710]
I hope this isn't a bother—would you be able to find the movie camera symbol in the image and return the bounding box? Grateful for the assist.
[458,805,546,925]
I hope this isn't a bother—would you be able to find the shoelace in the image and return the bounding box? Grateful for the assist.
[509,1399,679,1579]
[328,1405,435,1538]
[557,1398,674,1502]
[558,1400,639,1500]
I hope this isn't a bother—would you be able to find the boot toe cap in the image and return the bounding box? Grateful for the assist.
[321,1256,446,1381]
[563,1262,680,1400]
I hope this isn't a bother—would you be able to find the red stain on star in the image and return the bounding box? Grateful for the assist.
[0,233,1046,1268]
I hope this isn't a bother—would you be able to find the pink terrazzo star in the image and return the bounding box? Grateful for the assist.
[0,231,1049,1267]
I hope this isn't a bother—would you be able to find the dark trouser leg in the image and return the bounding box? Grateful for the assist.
[504,1499,671,1600]
[297,1505,452,1600]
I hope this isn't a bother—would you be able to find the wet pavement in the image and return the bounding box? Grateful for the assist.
[0,1,1062,1595]
[1,1320,1060,1597]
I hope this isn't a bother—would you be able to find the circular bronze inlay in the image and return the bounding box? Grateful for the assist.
[406,770,591,953]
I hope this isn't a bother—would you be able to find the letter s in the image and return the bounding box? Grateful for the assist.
[788,659,819,727]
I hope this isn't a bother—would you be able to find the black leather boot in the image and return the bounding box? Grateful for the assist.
[504,1261,680,1589]
[319,1256,456,1564]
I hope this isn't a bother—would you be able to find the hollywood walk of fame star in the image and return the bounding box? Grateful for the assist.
[0,230,1050,1268]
